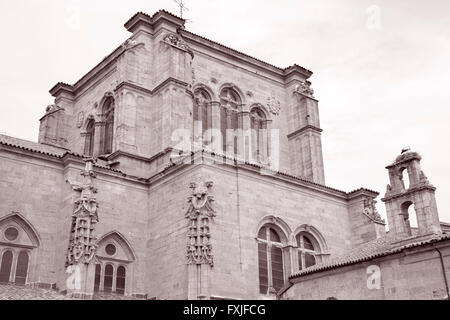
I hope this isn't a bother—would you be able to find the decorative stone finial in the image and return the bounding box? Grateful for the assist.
[294,80,315,98]
[66,160,99,266]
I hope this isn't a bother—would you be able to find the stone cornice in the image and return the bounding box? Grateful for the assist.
[152,77,189,95]
[114,81,153,96]
[381,184,436,202]
[181,29,313,83]
[287,125,323,139]
[347,188,380,200]
[49,82,75,98]
[1,138,382,204]
[124,10,185,33]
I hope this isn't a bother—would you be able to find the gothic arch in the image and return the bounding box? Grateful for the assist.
[292,224,328,253]
[193,83,216,101]
[249,103,270,120]
[96,231,136,261]
[81,114,96,133]
[0,212,41,248]
[256,215,292,245]
[98,92,115,113]
[218,83,246,106]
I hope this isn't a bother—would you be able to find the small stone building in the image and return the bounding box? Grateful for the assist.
[0,10,448,300]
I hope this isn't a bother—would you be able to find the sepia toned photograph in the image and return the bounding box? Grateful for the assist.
[0,0,449,306]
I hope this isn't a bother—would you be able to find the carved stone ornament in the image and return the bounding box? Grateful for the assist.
[163,33,194,57]
[185,180,216,266]
[266,96,281,115]
[66,160,99,266]
[294,80,315,98]
[76,111,84,128]
[121,38,140,50]
[46,104,62,114]
[363,197,385,224]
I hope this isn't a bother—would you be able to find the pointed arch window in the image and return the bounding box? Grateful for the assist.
[256,226,285,295]
[94,232,135,296]
[220,88,242,155]
[84,119,95,156]
[194,88,212,146]
[296,233,319,270]
[102,97,115,155]
[0,214,39,285]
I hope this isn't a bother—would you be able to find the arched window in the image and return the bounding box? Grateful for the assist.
[194,89,212,146]
[250,107,268,162]
[94,232,135,295]
[400,167,410,190]
[220,88,242,155]
[103,264,114,293]
[296,233,319,270]
[116,266,126,295]
[102,97,115,155]
[0,214,39,285]
[15,251,29,284]
[84,119,95,156]
[0,250,13,283]
[256,226,285,294]
[401,201,417,236]
[94,264,101,293]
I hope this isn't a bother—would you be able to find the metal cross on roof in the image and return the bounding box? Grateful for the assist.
[174,0,189,19]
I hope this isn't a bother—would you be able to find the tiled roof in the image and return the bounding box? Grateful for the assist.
[0,135,378,195]
[0,134,68,157]
[0,134,124,174]
[290,233,450,279]
[0,284,75,300]
[181,30,313,77]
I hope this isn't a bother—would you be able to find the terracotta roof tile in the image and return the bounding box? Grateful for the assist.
[290,233,450,279]
[0,284,75,300]
[0,134,125,175]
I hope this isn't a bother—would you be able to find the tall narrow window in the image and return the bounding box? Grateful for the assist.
[14,251,29,284]
[296,233,318,270]
[0,250,13,283]
[194,89,212,147]
[84,119,95,156]
[94,264,101,293]
[219,88,241,155]
[103,264,114,293]
[256,226,285,294]
[102,97,115,155]
[401,201,415,236]
[116,266,126,295]
[250,108,268,162]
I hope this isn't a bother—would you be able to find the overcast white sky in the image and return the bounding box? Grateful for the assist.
[0,0,449,225]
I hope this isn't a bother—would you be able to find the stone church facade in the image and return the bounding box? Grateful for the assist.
[0,10,449,300]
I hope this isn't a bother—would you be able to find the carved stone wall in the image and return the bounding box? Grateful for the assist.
[185,180,215,266]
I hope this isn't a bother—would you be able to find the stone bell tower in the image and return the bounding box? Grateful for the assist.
[381,149,441,239]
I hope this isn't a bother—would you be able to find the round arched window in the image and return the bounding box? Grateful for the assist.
[4,227,19,241]
[296,233,318,270]
[105,244,117,256]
